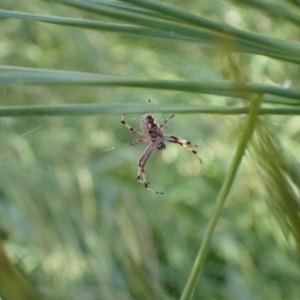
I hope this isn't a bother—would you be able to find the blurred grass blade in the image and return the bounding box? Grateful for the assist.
[251,122,300,251]
[285,0,300,8]
[2,66,300,101]
[180,95,262,300]
[0,9,204,44]
[53,0,300,63]
[0,243,47,300]
[230,0,300,27]
[120,0,300,57]
[263,95,300,106]
[2,7,298,63]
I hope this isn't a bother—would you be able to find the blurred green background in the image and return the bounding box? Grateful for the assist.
[1,0,300,299]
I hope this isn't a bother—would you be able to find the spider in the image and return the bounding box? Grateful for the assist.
[121,102,202,194]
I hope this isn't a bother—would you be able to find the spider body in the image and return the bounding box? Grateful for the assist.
[121,109,202,194]
[141,114,166,151]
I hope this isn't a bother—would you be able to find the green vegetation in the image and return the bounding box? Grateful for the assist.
[0,0,300,299]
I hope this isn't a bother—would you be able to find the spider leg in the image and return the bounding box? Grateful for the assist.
[131,138,150,145]
[165,135,198,147]
[137,144,164,195]
[160,114,175,128]
[167,138,202,163]
[121,114,149,137]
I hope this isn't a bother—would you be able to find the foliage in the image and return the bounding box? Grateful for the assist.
[0,0,300,299]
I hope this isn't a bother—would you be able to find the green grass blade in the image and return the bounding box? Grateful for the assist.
[53,0,300,63]
[0,9,203,44]
[0,104,246,117]
[1,103,300,117]
[1,10,298,64]
[0,244,47,300]
[2,66,300,101]
[121,0,300,56]
[180,94,262,300]
[83,0,176,20]
[262,95,300,106]
[286,0,300,7]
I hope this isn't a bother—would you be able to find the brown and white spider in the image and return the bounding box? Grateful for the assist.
[121,103,202,194]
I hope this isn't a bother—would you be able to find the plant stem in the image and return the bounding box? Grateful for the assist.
[0,243,47,300]
[180,94,262,300]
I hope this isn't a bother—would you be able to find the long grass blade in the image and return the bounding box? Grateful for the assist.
[53,0,300,63]
[1,66,300,101]
[1,103,300,117]
[120,0,300,56]
[0,9,205,44]
[180,94,262,300]
[0,244,47,300]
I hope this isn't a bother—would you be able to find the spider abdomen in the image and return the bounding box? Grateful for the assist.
[140,114,158,133]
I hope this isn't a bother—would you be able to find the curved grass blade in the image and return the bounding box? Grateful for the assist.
[0,9,206,45]
[53,0,300,63]
[120,0,300,57]
[2,5,297,64]
[180,95,262,300]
